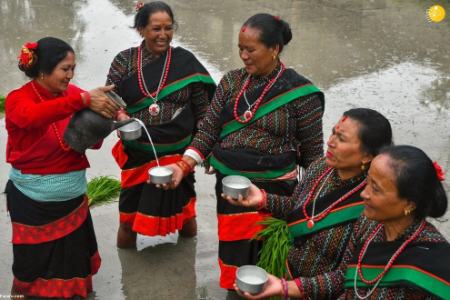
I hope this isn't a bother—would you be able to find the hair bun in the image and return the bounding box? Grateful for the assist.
[280,19,292,45]
[18,42,38,71]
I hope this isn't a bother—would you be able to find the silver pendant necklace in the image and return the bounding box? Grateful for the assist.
[139,48,170,116]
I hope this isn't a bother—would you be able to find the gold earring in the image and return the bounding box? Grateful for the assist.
[404,208,411,216]
[40,73,44,80]
[361,164,366,171]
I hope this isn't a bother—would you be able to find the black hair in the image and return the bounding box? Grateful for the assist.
[343,108,393,157]
[133,1,175,30]
[380,145,447,219]
[242,13,292,53]
[19,37,74,78]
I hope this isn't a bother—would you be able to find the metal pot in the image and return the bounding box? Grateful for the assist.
[148,166,173,184]
[236,265,268,294]
[118,120,142,140]
[64,110,134,153]
[222,175,251,199]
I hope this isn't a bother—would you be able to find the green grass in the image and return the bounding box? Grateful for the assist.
[255,217,290,279]
[87,176,121,206]
[0,95,5,113]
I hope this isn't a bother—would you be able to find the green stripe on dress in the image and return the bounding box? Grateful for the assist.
[123,135,192,156]
[127,74,215,114]
[220,84,321,139]
[288,204,364,238]
[209,155,296,179]
[345,265,450,299]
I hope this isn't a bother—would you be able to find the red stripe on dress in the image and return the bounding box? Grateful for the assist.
[132,197,196,236]
[218,258,238,289]
[13,251,101,298]
[119,211,137,226]
[218,211,270,241]
[111,140,129,168]
[91,250,101,275]
[12,197,88,245]
[120,155,181,188]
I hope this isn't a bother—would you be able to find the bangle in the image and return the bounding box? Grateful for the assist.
[81,92,91,107]
[294,278,304,296]
[116,108,128,119]
[176,159,193,177]
[256,189,267,210]
[281,278,288,300]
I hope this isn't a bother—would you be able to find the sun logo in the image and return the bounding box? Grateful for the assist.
[427,5,446,23]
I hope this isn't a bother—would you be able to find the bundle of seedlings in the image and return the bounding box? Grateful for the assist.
[87,176,121,206]
[255,217,290,279]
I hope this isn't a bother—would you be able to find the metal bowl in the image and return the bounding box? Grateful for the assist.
[222,175,251,199]
[148,166,173,184]
[118,120,142,140]
[236,265,268,294]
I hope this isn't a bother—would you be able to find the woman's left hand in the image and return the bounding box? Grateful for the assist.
[222,184,263,208]
[234,274,282,299]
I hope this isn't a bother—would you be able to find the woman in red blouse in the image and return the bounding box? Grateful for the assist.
[5,37,120,299]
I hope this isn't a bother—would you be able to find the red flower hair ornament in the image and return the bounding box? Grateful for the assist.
[433,161,445,181]
[135,1,144,11]
[18,42,38,70]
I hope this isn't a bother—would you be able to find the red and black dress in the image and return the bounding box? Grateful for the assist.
[187,63,325,289]
[4,81,101,298]
[107,43,215,236]
[296,216,450,299]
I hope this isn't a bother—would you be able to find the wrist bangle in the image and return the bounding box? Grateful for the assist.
[257,189,267,210]
[81,92,91,107]
[176,159,193,177]
[294,278,303,296]
[281,278,289,300]
[116,108,128,119]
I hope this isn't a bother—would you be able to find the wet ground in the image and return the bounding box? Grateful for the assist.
[0,0,449,299]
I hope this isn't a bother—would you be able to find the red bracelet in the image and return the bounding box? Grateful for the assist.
[116,108,128,119]
[176,159,193,177]
[294,278,304,296]
[81,92,91,107]
[281,278,288,300]
[256,189,267,210]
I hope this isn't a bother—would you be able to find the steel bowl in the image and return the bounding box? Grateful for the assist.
[222,175,251,199]
[236,265,268,294]
[118,120,142,140]
[148,166,173,184]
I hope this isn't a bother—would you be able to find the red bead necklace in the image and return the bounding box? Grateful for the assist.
[31,81,71,151]
[356,220,426,285]
[233,62,285,124]
[302,167,367,229]
[137,45,172,116]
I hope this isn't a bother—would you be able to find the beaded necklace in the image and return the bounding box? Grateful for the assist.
[137,45,172,116]
[31,81,71,151]
[353,220,426,299]
[302,167,367,229]
[233,62,285,124]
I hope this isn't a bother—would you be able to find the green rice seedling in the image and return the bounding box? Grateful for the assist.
[0,95,5,113]
[87,176,121,206]
[255,217,290,279]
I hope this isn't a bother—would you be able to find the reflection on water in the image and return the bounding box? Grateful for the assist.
[324,62,450,171]
[0,0,87,91]
[118,238,197,299]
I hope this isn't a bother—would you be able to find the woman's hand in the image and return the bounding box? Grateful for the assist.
[203,159,216,175]
[223,184,263,208]
[88,85,120,118]
[234,274,282,299]
[147,163,184,190]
